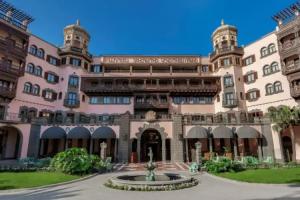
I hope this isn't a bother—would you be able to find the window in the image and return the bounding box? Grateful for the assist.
[247,90,260,101]
[221,58,231,66]
[23,82,32,93]
[32,84,40,95]
[29,45,37,55]
[61,57,66,65]
[244,71,257,83]
[36,48,44,58]
[271,62,280,72]
[66,92,78,105]
[261,47,268,57]
[34,66,42,76]
[68,76,79,87]
[172,96,213,104]
[268,43,276,54]
[26,63,34,74]
[224,76,233,87]
[263,65,271,75]
[224,92,234,105]
[45,72,59,83]
[70,57,81,67]
[266,84,274,95]
[202,65,209,72]
[244,55,255,66]
[91,65,102,73]
[47,55,59,66]
[274,81,282,93]
[42,89,57,101]
[89,96,131,104]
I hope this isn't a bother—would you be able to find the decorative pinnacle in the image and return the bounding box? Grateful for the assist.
[76,19,80,26]
[221,19,224,25]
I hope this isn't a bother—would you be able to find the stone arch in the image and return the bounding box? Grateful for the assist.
[135,123,168,162]
[0,125,23,159]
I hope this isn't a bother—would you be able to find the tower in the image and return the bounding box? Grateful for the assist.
[63,20,90,54]
[210,20,245,112]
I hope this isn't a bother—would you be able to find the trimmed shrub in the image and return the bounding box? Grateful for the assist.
[50,148,94,175]
[204,156,244,173]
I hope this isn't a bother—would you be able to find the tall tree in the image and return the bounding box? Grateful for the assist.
[268,105,300,162]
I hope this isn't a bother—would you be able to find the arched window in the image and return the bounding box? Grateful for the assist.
[29,45,37,55]
[266,83,274,95]
[274,81,282,93]
[23,82,32,93]
[263,65,271,75]
[26,63,34,74]
[261,47,268,57]
[34,66,42,76]
[32,84,40,95]
[36,48,44,58]
[268,43,276,54]
[271,62,279,72]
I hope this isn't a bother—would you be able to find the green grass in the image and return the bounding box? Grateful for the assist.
[215,168,300,184]
[0,172,80,190]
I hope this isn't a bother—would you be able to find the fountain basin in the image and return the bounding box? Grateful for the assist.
[105,172,198,191]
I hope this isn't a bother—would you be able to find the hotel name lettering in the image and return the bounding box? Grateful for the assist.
[103,57,200,65]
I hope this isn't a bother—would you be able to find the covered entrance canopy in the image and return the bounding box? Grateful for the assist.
[237,126,260,138]
[92,127,116,139]
[212,126,233,138]
[41,127,66,139]
[67,127,90,139]
[186,126,208,138]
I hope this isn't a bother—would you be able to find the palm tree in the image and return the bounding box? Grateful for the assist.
[267,105,300,162]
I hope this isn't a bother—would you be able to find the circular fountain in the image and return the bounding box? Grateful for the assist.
[105,148,198,191]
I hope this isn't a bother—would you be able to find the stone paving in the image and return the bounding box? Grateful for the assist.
[112,162,190,172]
[0,163,300,200]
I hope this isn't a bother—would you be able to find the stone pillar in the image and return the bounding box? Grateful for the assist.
[116,112,130,163]
[257,138,263,161]
[185,139,189,162]
[89,139,93,154]
[114,139,118,162]
[137,139,141,162]
[209,136,213,153]
[195,141,202,165]
[100,141,107,160]
[260,122,275,160]
[233,138,238,160]
[171,114,184,162]
[162,139,166,162]
[27,124,42,158]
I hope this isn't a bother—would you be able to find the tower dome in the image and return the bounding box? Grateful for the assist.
[211,19,238,51]
[63,20,90,52]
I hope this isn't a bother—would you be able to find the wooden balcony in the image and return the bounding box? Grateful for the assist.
[0,112,21,122]
[63,99,80,108]
[134,101,169,109]
[282,61,300,75]
[0,85,16,99]
[0,36,27,59]
[210,46,244,61]
[222,98,238,108]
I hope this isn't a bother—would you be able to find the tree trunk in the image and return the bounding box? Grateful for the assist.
[289,125,296,162]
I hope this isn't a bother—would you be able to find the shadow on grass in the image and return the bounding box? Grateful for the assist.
[0,187,81,200]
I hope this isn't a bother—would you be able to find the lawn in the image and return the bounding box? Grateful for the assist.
[215,168,300,184]
[0,172,80,190]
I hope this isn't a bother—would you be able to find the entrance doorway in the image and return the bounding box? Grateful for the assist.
[140,129,162,162]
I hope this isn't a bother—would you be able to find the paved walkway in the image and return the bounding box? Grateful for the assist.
[112,162,190,172]
[0,170,300,200]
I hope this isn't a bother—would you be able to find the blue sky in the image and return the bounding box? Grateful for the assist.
[10,0,296,56]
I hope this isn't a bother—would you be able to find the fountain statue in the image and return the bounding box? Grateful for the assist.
[145,147,156,181]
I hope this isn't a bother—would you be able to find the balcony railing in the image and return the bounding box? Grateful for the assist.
[0,60,24,76]
[63,99,80,108]
[282,61,300,75]
[0,85,16,98]
[82,83,220,93]
[134,101,169,109]
[0,12,27,31]
[0,36,27,57]
[210,46,244,60]
[0,112,21,122]
[222,99,238,108]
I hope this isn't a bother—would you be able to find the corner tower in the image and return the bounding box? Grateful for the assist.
[210,20,245,112]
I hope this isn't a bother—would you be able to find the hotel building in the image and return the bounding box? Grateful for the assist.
[0,1,299,163]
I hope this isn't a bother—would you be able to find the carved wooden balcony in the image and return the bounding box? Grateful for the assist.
[210,46,244,61]
[282,61,300,75]
[0,85,16,99]
[291,85,300,98]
